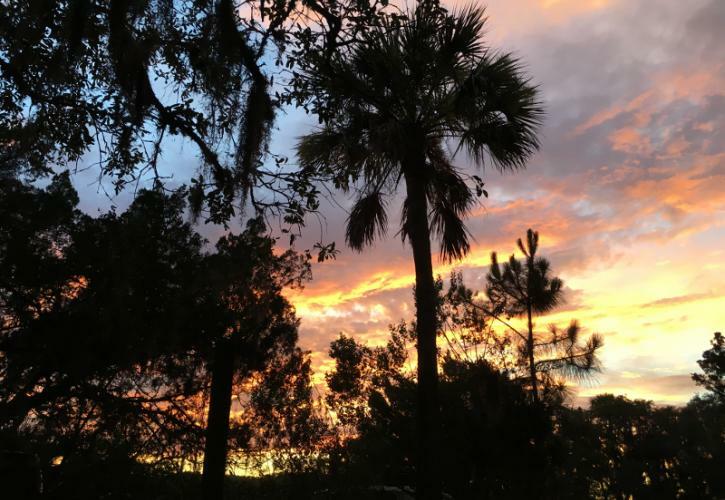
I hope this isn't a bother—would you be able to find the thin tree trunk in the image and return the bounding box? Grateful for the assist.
[404,170,441,500]
[527,302,539,404]
[202,338,235,500]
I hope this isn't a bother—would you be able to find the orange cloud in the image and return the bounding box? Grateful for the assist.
[574,68,724,136]
[448,0,618,41]
[609,127,652,155]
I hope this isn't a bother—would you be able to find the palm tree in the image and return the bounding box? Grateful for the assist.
[296,4,542,497]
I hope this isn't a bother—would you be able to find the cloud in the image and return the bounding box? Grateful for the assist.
[641,292,717,309]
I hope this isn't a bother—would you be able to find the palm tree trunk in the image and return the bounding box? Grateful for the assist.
[404,170,441,500]
[202,337,235,500]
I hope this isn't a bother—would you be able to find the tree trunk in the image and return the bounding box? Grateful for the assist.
[404,170,441,500]
[527,302,539,404]
[202,338,235,500]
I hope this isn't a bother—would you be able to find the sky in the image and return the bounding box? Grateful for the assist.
[70,0,725,405]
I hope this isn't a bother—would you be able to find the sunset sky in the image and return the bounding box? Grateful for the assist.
[72,0,724,405]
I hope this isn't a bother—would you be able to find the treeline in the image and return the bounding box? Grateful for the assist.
[2,174,723,499]
[322,325,724,499]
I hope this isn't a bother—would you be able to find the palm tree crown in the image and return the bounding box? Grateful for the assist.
[297,3,543,260]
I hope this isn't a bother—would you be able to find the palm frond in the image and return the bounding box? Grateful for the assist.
[426,159,475,262]
[453,52,543,171]
[296,128,364,188]
[427,144,475,215]
[443,4,487,62]
[430,200,471,262]
[346,191,389,251]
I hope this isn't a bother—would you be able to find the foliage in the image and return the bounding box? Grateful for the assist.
[324,323,725,499]
[692,332,724,403]
[325,324,411,432]
[1,4,721,498]
[296,2,543,261]
[323,323,562,499]
[0,0,389,225]
[0,173,323,496]
[1,176,208,466]
[556,394,724,499]
[447,229,603,404]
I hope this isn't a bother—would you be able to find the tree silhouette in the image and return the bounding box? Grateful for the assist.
[448,229,602,404]
[323,319,555,498]
[323,311,725,498]
[692,332,724,404]
[1,172,321,497]
[242,345,326,474]
[296,5,542,496]
[0,178,212,490]
[2,173,723,499]
[556,392,723,499]
[0,0,387,225]
[326,325,412,436]
[198,218,311,500]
